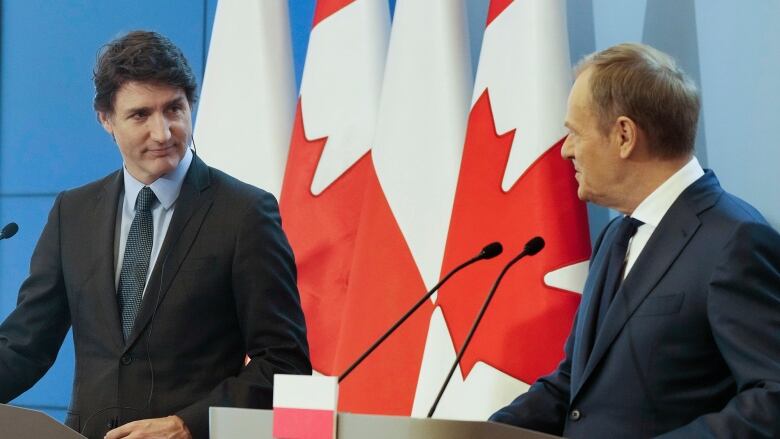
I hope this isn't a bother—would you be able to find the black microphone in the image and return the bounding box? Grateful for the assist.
[427,236,545,417]
[338,241,503,382]
[0,222,19,240]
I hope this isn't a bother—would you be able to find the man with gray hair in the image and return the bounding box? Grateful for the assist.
[491,43,780,438]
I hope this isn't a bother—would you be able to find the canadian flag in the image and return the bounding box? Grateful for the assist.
[279,0,390,377]
[411,0,591,420]
[330,0,474,415]
[194,0,296,197]
[199,0,591,420]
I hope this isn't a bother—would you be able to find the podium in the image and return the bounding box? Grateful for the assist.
[0,404,86,438]
[210,407,558,438]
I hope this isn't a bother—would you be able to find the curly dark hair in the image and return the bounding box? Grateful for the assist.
[93,30,198,113]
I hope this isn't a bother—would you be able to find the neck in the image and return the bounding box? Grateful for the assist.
[615,155,692,215]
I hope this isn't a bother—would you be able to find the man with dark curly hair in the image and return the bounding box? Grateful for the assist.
[0,30,311,439]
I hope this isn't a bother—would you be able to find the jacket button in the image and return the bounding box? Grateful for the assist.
[120,354,133,365]
[569,409,581,421]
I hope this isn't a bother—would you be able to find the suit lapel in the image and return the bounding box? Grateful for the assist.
[93,171,126,349]
[570,219,619,397]
[124,155,214,350]
[573,171,722,400]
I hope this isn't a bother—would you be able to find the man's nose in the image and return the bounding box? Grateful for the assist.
[561,135,573,160]
[149,114,172,143]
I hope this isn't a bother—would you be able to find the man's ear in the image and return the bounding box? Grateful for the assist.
[97,111,113,135]
[614,115,638,159]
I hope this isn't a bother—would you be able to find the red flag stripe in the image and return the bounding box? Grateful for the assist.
[313,0,356,27]
[486,0,514,26]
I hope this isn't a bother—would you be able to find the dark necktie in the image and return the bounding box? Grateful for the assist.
[595,216,644,332]
[118,186,156,341]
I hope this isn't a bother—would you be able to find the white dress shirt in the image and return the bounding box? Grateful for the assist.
[115,148,194,294]
[624,157,705,278]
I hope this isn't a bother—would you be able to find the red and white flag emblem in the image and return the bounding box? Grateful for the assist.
[279,0,390,383]
[412,0,590,419]
[198,0,591,420]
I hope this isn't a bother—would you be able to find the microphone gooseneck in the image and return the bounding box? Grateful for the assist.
[427,236,545,417]
[338,241,503,383]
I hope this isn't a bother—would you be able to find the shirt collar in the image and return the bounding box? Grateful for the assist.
[631,156,705,227]
[123,148,193,211]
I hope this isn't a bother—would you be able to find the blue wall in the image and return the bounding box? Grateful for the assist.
[1,0,778,421]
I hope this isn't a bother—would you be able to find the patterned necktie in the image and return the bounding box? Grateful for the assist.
[118,186,156,341]
[594,216,644,332]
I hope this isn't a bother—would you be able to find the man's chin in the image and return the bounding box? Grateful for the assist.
[576,188,589,202]
[142,161,179,182]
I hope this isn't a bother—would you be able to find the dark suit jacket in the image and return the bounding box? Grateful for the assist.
[491,171,780,438]
[0,155,311,439]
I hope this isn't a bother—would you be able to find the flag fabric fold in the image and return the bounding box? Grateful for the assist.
[194,0,296,198]
[279,0,390,378]
[332,0,473,415]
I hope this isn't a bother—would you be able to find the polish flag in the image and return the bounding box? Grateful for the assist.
[279,0,390,376]
[193,0,296,197]
[331,0,474,415]
[412,0,591,420]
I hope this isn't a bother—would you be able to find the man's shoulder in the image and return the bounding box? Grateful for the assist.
[713,190,769,223]
[702,186,772,231]
[676,170,772,231]
[203,164,279,214]
[692,184,780,254]
[207,165,272,198]
[59,169,121,202]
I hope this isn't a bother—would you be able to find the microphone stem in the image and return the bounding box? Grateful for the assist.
[427,250,528,417]
[338,254,482,383]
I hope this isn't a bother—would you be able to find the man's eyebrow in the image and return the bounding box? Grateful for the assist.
[165,96,187,106]
[121,97,186,116]
[121,105,150,117]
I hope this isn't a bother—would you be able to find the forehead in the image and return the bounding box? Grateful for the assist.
[566,69,596,126]
[569,68,594,109]
[112,81,187,110]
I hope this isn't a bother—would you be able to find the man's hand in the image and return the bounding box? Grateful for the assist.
[104,415,191,439]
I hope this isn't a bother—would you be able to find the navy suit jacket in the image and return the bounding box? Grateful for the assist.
[491,171,780,438]
[0,155,311,439]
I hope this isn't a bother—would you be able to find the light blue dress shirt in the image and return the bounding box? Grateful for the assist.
[115,148,194,295]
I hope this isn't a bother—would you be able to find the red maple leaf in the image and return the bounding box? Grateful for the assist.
[280,101,432,415]
[331,162,434,415]
[436,90,591,383]
[280,101,371,375]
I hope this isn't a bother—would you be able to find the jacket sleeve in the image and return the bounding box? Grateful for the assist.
[176,191,311,437]
[0,193,71,401]
[489,313,575,436]
[488,218,615,436]
[657,221,780,438]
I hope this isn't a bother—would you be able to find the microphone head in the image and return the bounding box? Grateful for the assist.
[0,222,18,240]
[480,242,503,259]
[523,236,545,256]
